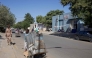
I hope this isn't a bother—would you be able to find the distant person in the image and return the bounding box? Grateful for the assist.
[23,30,26,34]
[32,28,34,32]
[5,25,12,45]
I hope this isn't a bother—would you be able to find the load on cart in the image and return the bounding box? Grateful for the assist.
[23,29,46,58]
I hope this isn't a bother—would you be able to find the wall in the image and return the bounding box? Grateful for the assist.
[52,15,59,32]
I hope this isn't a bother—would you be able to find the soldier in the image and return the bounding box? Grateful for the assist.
[5,25,12,45]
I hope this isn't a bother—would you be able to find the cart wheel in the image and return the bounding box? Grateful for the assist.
[44,53,46,55]
[30,56,33,58]
[42,54,46,58]
[27,56,30,58]
[43,56,46,58]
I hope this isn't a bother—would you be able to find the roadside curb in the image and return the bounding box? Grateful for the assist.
[42,31,54,35]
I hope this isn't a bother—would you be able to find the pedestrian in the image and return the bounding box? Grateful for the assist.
[32,28,34,32]
[5,25,12,45]
[23,30,26,34]
[24,29,30,52]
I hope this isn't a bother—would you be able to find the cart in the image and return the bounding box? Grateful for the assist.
[23,31,47,58]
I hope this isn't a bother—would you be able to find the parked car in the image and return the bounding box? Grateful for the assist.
[15,29,21,37]
[75,31,92,42]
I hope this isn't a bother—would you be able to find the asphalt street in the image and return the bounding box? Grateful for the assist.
[13,33,92,58]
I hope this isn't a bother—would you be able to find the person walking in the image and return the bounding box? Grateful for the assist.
[5,25,12,45]
[24,29,31,51]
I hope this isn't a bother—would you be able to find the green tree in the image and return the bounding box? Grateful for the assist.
[13,23,17,28]
[0,3,16,27]
[15,21,23,28]
[24,13,34,24]
[42,16,46,24]
[23,13,34,29]
[60,0,92,27]
[14,13,34,29]
[22,21,30,30]
[36,15,43,23]
[45,9,64,27]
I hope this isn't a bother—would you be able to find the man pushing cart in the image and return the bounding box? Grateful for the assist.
[23,28,46,58]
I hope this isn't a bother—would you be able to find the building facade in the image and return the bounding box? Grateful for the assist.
[52,12,84,32]
[33,22,46,31]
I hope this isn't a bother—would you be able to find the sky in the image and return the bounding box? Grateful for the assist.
[0,0,70,23]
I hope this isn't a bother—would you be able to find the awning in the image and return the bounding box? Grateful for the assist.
[66,19,79,24]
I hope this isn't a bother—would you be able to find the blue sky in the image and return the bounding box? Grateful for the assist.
[0,0,70,22]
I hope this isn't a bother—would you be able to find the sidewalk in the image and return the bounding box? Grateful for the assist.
[41,31,54,34]
[0,33,25,58]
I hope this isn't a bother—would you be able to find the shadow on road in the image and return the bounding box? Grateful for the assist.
[11,42,16,45]
[47,46,92,50]
[46,47,62,49]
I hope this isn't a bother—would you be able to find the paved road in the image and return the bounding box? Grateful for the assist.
[13,33,92,58]
[43,34,92,58]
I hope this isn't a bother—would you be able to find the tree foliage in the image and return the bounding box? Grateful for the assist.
[36,15,46,24]
[13,21,23,28]
[60,0,92,27]
[22,21,30,30]
[45,9,64,27]
[36,15,44,23]
[0,3,16,27]
[24,13,34,24]
[13,13,34,30]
